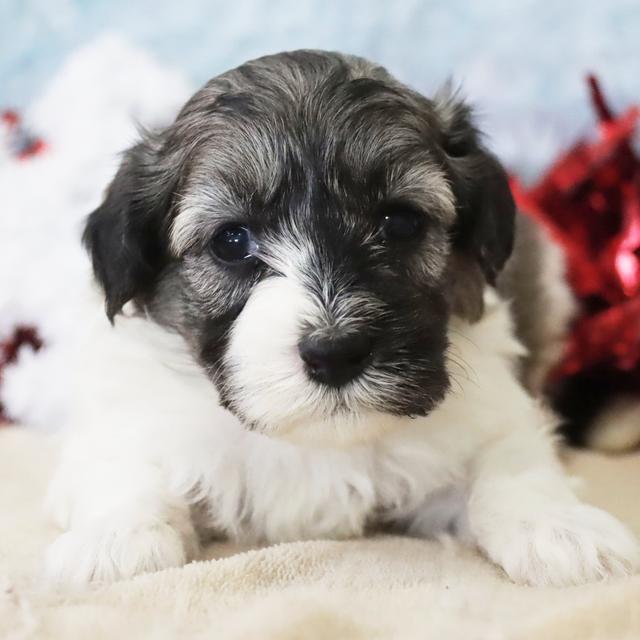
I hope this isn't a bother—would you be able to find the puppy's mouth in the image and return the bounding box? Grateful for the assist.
[220,354,449,446]
[216,325,450,444]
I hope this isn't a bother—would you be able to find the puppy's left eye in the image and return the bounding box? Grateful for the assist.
[381,208,425,242]
[210,225,257,263]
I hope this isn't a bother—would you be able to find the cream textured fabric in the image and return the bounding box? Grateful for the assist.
[1,427,638,640]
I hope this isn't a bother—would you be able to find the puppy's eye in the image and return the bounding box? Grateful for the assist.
[210,226,257,263]
[381,208,425,242]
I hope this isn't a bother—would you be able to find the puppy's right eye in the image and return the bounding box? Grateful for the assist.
[379,205,426,243]
[209,226,257,264]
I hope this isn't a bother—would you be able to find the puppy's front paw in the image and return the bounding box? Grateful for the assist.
[45,516,198,588]
[479,504,640,587]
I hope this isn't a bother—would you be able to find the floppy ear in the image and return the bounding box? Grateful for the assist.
[435,94,516,320]
[83,134,180,321]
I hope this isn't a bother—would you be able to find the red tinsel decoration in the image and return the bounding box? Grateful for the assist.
[1,110,47,159]
[0,109,46,424]
[512,76,640,389]
[0,327,43,424]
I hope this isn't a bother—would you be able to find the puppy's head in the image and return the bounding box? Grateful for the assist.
[85,51,514,443]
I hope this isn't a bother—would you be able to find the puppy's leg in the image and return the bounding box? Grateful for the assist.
[466,421,640,586]
[43,310,228,587]
[45,438,199,587]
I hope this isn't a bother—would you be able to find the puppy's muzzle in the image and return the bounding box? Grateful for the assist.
[298,332,373,387]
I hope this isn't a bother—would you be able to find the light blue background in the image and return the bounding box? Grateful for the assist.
[1,0,639,174]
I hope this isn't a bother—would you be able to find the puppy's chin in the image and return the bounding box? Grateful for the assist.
[254,409,414,447]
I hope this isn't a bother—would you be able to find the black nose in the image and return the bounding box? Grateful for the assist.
[298,332,373,387]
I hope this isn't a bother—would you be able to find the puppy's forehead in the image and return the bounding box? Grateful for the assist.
[171,52,454,254]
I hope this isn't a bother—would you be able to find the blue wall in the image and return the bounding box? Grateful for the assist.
[2,0,639,174]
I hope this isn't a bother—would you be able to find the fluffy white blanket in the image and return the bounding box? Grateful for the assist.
[1,427,638,639]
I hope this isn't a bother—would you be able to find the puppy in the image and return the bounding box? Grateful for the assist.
[46,50,639,587]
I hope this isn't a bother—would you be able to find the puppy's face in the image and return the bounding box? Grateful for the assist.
[85,51,514,443]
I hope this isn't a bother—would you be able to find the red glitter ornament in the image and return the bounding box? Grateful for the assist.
[512,76,640,390]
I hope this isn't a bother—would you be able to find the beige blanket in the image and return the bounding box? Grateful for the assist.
[0,427,638,639]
